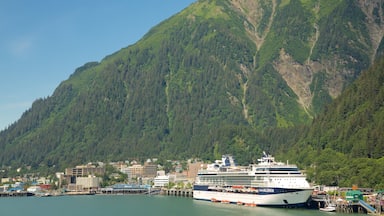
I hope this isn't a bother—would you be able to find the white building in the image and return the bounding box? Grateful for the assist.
[153,175,169,187]
[27,186,42,193]
[0,185,9,192]
[1,178,11,184]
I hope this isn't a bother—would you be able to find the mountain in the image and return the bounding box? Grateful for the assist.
[279,56,384,188]
[0,0,383,171]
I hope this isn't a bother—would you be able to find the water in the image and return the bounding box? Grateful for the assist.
[0,195,364,216]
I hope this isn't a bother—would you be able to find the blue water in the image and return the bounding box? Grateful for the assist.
[0,195,364,216]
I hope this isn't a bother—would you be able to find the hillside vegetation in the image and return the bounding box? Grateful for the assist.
[276,56,384,189]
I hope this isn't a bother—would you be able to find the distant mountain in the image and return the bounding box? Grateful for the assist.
[0,0,383,171]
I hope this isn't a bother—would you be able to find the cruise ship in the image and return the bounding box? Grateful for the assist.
[193,153,313,207]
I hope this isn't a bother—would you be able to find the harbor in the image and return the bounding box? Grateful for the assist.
[1,154,383,215]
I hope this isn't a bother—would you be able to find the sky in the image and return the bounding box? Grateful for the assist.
[0,0,196,130]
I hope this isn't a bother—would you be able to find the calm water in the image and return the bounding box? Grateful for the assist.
[0,195,364,216]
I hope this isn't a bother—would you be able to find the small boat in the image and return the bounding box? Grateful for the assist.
[320,194,336,212]
[319,205,336,212]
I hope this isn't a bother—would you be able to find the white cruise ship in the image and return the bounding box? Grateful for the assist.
[193,153,313,207]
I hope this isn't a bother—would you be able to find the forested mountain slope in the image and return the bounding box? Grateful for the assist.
[0,0,383,171]
[279,56,384,188]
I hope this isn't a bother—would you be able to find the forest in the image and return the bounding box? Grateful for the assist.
[283,57,384,189]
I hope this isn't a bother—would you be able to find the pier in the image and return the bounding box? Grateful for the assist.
[100,187,150,195]
[99,184,160,195]
[161,189,193,197]
[0,192,34,197]
[334,201,383,214]
[310,193,384,214]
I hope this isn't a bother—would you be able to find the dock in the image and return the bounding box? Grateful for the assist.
[310,194,384,214]
[160,188,193,197]
[0,191,34,197]
[99,184,160,195]
[100,187,150,195]
[335,201,382,214]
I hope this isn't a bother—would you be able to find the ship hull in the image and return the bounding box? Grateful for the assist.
[193,187,313,207]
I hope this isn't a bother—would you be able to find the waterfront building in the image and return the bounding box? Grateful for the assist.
[64,164,105,190]
[1,178,11,184]
[75,175,101,191]
[27,186,42,193]
[153,175,169,187]
[65,165,105,177]
[121,164,157,179]
[67,184,83,192]
[0,185,8,192]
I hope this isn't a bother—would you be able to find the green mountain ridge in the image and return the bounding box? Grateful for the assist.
[0,0,383,180]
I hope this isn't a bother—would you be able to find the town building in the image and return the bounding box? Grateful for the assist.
[65,165,105,177]
[0,185,8,192]
[1,178,11,184]
[153,175,169,187]
[27,185,42,193]
[75,175,101,191]
[121,164,157,179]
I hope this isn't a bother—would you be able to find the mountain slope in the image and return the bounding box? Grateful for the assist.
[280,56,384,188]
[303,56,384,158]
[0,0,383,170]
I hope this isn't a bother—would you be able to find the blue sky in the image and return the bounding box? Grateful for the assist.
[0,0,195,130]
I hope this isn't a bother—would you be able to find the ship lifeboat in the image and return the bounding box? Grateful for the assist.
[221,200,230,204]
[211,198,219,202]
[245,202,257,207]
[237,201,244,205]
